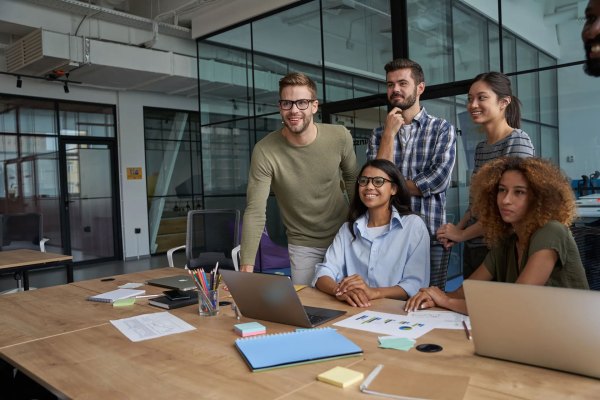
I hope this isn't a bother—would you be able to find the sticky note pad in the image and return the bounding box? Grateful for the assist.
[113,297,136,307]
[317,366,364,388]
[234,322,266,337]
[378,336,416,351]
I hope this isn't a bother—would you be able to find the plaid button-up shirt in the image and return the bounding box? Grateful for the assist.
[367,107,456,236]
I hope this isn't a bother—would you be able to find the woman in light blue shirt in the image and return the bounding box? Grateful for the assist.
[312,159,430,307]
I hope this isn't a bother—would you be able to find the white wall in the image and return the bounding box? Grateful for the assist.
[0,74,197,260]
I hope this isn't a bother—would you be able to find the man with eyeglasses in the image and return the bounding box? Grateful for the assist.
[583,0,600,77]
[240,72,358,285]
[368,58,456,286]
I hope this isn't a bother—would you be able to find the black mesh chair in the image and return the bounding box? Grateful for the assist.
[167,209,241,271]
[572,225,600,290]
[0,212,49,292]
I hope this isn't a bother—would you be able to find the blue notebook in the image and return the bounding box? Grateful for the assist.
[234,327,363,372]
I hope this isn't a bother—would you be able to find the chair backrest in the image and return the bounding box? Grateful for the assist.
[0,212,43,250]
[572,225,600,290]
[186,209,240,270]
[430,245,451,291]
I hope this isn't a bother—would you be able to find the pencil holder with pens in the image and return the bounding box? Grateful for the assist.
[186,265,221,317]
[199,289,219,316]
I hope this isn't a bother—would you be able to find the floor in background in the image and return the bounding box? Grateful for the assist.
[1,254,462,293]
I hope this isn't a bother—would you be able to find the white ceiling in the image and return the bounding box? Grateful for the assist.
[0,0,295,96]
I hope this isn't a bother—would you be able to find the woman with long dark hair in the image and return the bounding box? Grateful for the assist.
[312,159,430,307]
[437,71,534,279]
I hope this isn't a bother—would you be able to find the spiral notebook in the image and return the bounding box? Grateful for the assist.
[234,327,362,372]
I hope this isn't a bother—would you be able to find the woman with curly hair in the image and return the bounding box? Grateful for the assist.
[312,159,430,307]
[405,156,589,315]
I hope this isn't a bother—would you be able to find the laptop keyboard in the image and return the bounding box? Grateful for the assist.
[307,313,329,325]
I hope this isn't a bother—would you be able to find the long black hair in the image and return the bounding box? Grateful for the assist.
[471,71,522,129]
[348,159,412,238]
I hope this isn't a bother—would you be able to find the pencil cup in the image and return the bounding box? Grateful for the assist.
[199,289,219,316]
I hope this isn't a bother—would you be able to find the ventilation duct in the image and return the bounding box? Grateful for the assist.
[6,29,81,78]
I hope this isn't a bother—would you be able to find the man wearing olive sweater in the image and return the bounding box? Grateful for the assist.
[240,72,358,285]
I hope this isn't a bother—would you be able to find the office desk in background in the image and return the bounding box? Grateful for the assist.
[0,268,598,399]
[0,249,73,290]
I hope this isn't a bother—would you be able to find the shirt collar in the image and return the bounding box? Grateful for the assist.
[412,107,428,127]
[353,206,404,237]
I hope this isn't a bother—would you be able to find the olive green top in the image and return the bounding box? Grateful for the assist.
[484,220,589,289]
[240,123,358,266]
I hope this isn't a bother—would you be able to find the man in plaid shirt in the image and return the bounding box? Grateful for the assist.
[367,58,456,288]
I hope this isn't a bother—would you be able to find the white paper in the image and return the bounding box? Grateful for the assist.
[110,311,196,342]
[406,310,471,330]
[119,282,144,289]
[334,311,435,339]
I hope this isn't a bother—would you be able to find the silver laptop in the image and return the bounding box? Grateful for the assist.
[220,270,346,328]
[464,280,600,379]
[146,275,197,292]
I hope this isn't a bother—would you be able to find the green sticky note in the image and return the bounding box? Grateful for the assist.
[113,298,136,307]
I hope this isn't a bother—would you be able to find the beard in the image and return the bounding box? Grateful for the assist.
[283,112,311,135]
[389,87,418,110]
[584,37,600,77]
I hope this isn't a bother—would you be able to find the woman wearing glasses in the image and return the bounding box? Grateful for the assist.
[312,159,430,307]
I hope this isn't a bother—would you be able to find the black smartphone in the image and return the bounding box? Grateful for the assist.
[163,289,192,301]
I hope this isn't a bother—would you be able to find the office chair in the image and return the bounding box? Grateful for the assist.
[0,212,49,293]
[229,227,290,273]
[167,209,241,271]
[572,225,600,290]
[430,244,451,291]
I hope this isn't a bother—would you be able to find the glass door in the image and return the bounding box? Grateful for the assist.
[61,140,120,262]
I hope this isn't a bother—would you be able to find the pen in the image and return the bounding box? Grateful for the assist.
[232,303,241,320]
[135,294,162,299]
[360,364,383,391]
[462,320,472,341]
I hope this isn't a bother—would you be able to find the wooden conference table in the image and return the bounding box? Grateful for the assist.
[0,249,73,290]
[0,268,598,399]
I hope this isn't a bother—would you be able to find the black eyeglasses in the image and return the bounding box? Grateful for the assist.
[278,99,315,110]
[357,176,393,187]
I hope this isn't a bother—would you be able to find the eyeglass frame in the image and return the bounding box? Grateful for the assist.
[278,99,317,110]
[357,176,394,188]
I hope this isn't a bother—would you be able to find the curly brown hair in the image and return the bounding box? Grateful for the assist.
[471,156,576,252]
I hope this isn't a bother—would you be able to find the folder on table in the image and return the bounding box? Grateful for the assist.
[234,327,362,372]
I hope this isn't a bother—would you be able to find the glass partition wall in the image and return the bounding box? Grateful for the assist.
[180,1,596,277]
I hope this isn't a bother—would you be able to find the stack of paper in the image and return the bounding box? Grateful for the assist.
[234,322,266,337]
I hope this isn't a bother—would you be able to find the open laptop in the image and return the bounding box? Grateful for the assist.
[146,275,197,292]
[220,270,346,328]
[463,280,600,379]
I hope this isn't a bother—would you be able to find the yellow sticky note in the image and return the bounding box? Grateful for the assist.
[317,366,364,388]
[294,284,307,292]
[113,298,136,307]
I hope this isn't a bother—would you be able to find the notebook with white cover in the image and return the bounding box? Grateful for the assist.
[87,288,145,303]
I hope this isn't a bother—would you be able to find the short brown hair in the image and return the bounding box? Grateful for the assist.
[279,72,317,99]
[384,58,425,85]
